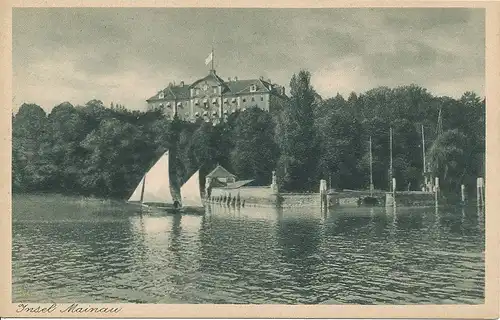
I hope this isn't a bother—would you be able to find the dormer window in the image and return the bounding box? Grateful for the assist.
[250,84,257,92]
[159,92,165,99]
[195,112,199,117]
[231,98,236,103]
[166,102,171,107]
[212,98,217,104]
[212,110,217,116]
[177,102,182,107]
[195,99,199,105]
[224,98,228,103]
[243,98,246,103]
[203,111,208,116]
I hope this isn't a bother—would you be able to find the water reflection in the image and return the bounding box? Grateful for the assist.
[12,195,485,304]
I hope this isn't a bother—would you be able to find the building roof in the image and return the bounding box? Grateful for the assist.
[224,180,254,189]
[147,84,190,102]
[190,70,228,89]
[225,79,272,95]
[206,165,236,178]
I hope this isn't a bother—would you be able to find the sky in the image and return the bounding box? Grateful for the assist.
[12,8,485,112]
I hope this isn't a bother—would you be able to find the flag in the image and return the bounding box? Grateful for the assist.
[205,51,213,66]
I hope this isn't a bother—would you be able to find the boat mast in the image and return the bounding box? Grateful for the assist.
[421,124,426,177]
[140,175,146,204]
[369,136,374,197]
[389,127,393,192]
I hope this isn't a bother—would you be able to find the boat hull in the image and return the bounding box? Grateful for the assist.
[179,206,206,215]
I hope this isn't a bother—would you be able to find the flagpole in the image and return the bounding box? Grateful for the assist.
[422,124,426,177]
[211,45,214,71]
[389,126,393,192]
[370,136,374,197]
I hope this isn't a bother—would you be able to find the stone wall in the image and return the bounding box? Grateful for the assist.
[209,186,277,206]
[279,193,322,208]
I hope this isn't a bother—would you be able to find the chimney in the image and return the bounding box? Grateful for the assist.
[180,81,184,87]
[234,76,238,81]
[228,77,231,82]
[281,86,286,95]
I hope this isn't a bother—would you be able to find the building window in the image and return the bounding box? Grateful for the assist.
[260,95,264,101]
[232,98,236,103]
[195,99,199,105]
[250,84,256,92]
[212,98,217,104]
[251,97,255,102]
[243,98,246,102]
[213,87,217,94]
[196,89,200,95]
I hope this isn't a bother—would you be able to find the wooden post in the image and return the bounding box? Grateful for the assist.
[435,177,439,207]
[477,177,484,207]
[392,178,396,198]
[320,179,327,210]
[461,184,466,204]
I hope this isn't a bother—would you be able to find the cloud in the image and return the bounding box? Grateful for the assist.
[12,8,485,112]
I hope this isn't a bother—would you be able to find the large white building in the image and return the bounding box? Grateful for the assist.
[146,69,287,122]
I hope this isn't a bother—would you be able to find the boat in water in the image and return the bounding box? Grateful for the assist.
[179,169,206,214]
[127,151,181,214]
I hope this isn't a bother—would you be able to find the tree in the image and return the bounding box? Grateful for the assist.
[12,103,50,191]
[315,105,362,190]
[230,107,279,185]
[80,118,151,198]
[275,70,319,191]
[428,129,467,192]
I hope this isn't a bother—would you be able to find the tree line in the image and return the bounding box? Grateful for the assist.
[12,70,485,200]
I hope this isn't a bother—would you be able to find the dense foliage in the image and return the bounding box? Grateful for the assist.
[12,71,485,199]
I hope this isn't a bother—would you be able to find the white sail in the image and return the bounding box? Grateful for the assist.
[141,151,174,204]
[128,176,144,202]
[180,170,204,208]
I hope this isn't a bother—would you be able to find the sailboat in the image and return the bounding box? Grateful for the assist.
[179,169,206,214]
[128,151,181,213]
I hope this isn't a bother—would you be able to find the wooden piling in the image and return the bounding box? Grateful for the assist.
[477,177,484,207]
[319,179,327,210]
[461,184,466,204]
[435,177,439,207]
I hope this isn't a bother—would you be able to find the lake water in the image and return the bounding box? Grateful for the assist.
[12,194,484,304]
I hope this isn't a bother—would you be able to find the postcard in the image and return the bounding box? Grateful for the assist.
[0,1,499,318]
